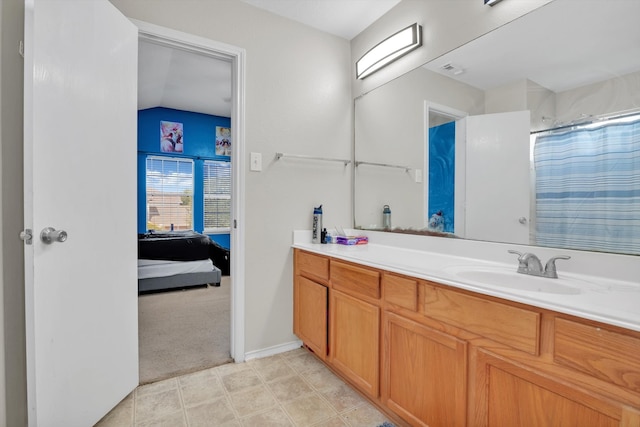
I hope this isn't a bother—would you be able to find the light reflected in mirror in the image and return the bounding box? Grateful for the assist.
[354,0,640,255]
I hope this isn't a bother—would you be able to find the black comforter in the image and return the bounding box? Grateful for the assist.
[138,231,230,275]
[138,231,211,261]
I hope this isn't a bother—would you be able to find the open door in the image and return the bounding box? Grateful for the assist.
[23,0,139,425]
[464,111,531,244]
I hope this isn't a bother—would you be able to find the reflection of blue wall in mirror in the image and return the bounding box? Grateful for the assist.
[428,122,455,233]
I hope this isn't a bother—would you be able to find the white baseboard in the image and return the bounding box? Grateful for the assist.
[243,340,303,361]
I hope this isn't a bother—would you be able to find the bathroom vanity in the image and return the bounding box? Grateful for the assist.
[292,235,640,427]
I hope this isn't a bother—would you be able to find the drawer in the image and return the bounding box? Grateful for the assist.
[423,284,540,355]
[554,317,640,393]
[296,250,329,281]
[383,273,418,311]
[331,260,380,300]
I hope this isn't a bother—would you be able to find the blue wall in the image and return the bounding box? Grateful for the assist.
[428,122,455,233]
[138,107,231,249]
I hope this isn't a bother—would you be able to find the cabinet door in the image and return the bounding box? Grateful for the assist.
[382,312,467,427]
[294,276,328,360]
[330,290,380,398]
[473,350,634,427]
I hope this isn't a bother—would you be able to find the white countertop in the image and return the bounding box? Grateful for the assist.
[293,230,640,333]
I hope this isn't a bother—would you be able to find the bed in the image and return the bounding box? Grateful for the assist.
[138,231,222,293]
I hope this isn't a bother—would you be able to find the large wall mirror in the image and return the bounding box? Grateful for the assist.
[354,0,640,256]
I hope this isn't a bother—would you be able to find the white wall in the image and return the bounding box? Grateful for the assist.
[0,4,5,425]
[485,79,527,113]
[485,70,640,129]
[555,70,640,123]
[108,0,353,355]
[1,0,26,425]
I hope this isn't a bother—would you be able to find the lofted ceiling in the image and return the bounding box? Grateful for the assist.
[138,40,233,117]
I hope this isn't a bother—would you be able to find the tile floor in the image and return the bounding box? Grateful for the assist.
[95,347,392,426]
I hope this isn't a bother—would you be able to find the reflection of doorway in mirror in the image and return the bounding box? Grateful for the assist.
[424,102,467,235]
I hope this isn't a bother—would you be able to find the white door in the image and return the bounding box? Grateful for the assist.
[464,111,531,244]
[23,1,139,425]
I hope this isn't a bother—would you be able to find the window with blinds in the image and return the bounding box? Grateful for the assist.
[146,157,194,231]
[204,160,231,232]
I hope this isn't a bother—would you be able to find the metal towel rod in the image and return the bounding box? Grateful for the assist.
[275,152,351,166]
[355,160,411,172]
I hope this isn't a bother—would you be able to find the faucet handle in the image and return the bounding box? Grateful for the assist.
[544,255,571,278]
[508,250,528,273]
[508,250,524,263]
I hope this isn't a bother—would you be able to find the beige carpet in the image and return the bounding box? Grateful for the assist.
[138,276,232,384]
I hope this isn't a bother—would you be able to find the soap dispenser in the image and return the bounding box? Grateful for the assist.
[383,205,391,230]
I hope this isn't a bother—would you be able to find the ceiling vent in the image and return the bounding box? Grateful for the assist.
[441,63,465,75]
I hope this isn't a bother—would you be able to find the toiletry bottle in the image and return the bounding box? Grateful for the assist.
[325,229,333,244]
[312,205,323,243]
[321,228,327,244]
[382,205,391,229]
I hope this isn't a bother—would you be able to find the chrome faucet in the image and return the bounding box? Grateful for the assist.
[508,250,571,278]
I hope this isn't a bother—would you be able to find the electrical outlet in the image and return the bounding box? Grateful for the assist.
[250,152,262,171]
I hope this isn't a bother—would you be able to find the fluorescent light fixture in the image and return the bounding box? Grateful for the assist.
[356,23,422,79]
[484,0,504,5]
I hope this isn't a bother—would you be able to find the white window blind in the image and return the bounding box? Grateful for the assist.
[146,156,194,231]
[203,160,231,232]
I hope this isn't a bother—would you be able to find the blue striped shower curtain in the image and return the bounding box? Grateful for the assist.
[534,116,640,255]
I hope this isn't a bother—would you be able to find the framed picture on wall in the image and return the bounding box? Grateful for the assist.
[216,126,231,156]
[160,120,184,153]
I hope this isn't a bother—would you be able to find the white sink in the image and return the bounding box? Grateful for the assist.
[445,265,585,294]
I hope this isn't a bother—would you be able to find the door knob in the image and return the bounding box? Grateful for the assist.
[40,227,68,244]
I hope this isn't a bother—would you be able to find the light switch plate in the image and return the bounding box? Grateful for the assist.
[250,152,262,171]
[415,169,423,183]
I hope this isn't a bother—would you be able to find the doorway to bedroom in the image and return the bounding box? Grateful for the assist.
[136,35,235,384]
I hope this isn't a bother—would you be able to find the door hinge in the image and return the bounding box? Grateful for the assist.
[233,219,237,229]
[19,228,33,245]
[18,41,24,58]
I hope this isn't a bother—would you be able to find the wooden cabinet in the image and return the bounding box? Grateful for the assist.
[331,259,381,299]
[294,276,328,359]
[473,350,639,427]
[292,249,640,427]
[330,289,380,398]
[553,317,640,394]
[328,258,382,399]
[293,250,329,360]
[382,312,467,427]
[296,249,329,281]
[423,284,541,355]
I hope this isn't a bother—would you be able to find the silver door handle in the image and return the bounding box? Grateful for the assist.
[40,227,68,244]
